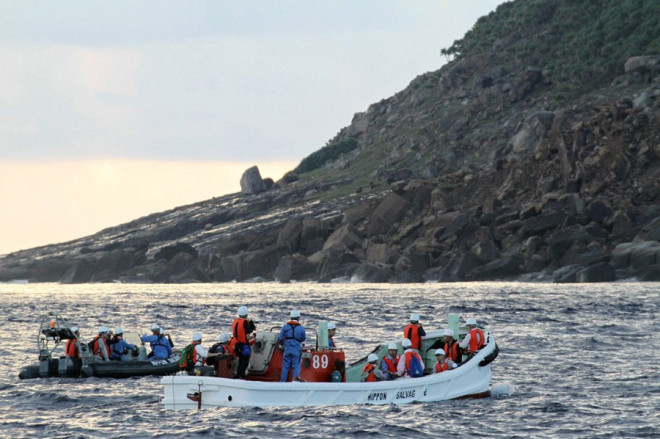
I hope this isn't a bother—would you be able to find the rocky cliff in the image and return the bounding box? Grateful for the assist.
[2,0,659,283]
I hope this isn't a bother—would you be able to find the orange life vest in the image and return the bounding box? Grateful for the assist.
[404,351,422,374]
[444,340,460,363]
[92,335,110,359]
[468,328,485,352]
[404,324,423,349]
[227,337,238,356]
[362,363,376,382]
[66,339,78,358]
[383,355,398,373]
[435,361,450,373]
[192,342,206,366]
[232,318,249,344]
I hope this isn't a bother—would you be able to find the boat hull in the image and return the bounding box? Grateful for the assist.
[19,356,180,379]
[162,337,497,409]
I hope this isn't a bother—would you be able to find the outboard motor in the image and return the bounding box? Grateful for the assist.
[39,349,53,378]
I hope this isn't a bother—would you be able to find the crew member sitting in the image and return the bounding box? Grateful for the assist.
[361,353,385,382]
[110,327,137,361]
[459,317,485,356]
[434,349,457,373]
[207,332,231,366]
[396,338,424,378]
[327,322,337,348]
[403,313,426,352]
[92,326,111,361]
[141,324,173,360]
[380,342,399,380]
[441,328,461,365]
[65,326,82,368]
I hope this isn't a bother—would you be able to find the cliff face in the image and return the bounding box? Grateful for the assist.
[2,0,659,284]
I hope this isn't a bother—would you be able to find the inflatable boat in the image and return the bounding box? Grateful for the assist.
[161,314,498,409]
[19,313,180,380]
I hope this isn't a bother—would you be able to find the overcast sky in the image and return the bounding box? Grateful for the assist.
[0,1,506,256]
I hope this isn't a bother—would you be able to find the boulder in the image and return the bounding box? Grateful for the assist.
[519,211,566,239]
[465,253,524,280]
[586,199,613,225]
[277,218,303,252]
[388,270,425,283]
[300,217,330,254]
[547,225,597,262]
[350,263,393,283]
[323,224,364,251]
[154,242,198,262]
[438,251,483,281]
[240,166,267,195]
[366,192,410,236]
[274,254,316,283]
[576,262,616,283]
[552,264,584,283]
[611,241,660,272]
[624,55,660,73]
[60,259,96,284]
[220,244,289,281]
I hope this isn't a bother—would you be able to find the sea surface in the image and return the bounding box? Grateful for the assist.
[0,282,657,438]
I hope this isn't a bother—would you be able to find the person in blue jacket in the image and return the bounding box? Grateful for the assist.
[110,327,137,361]
[141,324,172,360]
[278,310,306,382]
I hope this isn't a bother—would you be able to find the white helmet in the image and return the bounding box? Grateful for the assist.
[98,326,110,334]
[218,332,230,343]
[238,306,249,317]
[114,327,123,335]
[192,332,202,342]
[410,313,420,322]
[466,317,477,326]
[151,324,160,332]
[367,353,378,363]
[435,349,446,356]
[388,342,398,350]
[70,326,79,333]
[159,327,165,335]
[327,322,336,330]
[290,309,301,319]
[443,328,455,337]
[402,338,412,348]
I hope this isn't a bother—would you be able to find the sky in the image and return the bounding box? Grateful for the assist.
[0,1,506,255]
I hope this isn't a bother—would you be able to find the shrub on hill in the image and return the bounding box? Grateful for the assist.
[294,137,358,174]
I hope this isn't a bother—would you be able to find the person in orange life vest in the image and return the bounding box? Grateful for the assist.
[186,332,222,375]
[233,306,256,379]
[403,313,426,352]
[441,328,462,365]
[380,342,400,380]
[327,322,337,348]
[65,326,81,360]
[433,349,457,373]
[361,353,385,382]
[459,317,485,355]
[92,326,111,361]
[278,310,306,382]
[396,338,423,378]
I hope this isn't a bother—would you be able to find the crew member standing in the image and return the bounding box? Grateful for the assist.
[232,306,256,379]
[327,322,337,349]
[459,317,485,356]
[278,310,306,382]
[403,313,426,352]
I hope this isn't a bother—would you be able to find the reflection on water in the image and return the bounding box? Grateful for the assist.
[0,282,658,438]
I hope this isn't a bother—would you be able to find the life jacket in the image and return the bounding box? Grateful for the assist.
[362,363,377,382]
[232,318,249,344]
[468,328,485,352]
[444,340,460,363]
[92,335,110,359]
[227,337,238,356]
[404,324,423,349]
[435,361,450,373]
[179,342,199,370]
[283,321,304,342]
[404,351,424,377]
[382,355,398,373]
[65,339,78,358]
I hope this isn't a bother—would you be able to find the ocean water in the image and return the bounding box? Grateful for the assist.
[0,282,657,438]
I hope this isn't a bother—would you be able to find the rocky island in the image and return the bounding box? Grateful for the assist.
[1,0,659,284]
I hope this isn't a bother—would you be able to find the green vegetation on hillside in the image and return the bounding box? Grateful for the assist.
[444,0,660,92]
[293,137,358,174]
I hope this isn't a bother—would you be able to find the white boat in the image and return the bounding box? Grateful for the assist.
[161,317,498,409]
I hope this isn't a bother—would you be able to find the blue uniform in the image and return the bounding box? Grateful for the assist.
[140,334,172,359]
[110,339,137,361]
[278,321,306,382]
[328,337,336,349]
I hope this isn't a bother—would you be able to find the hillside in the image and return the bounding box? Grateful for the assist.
[1,0,659,284]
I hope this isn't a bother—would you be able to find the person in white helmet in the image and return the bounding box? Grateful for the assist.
[206,332,231,367]
[141,324,173,360]
[403,312,426,352]
[92,326,111,361]
[380,342,400,380]
[433,349,457,373]
[327,322,337,349]
[278,310,306,382]
[441,328,461,365]
[232,306,256,379]
[459,317,485,355]
[109,327,137,361]
[361,353,385,382]
[396,338,424,378]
